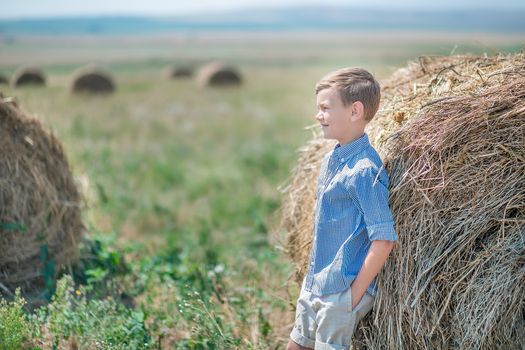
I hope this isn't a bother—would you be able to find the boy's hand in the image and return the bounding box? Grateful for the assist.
[350,284,365,309]
[351,240,395,309]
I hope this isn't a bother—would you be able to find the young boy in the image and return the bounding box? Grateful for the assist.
[287,68,397,350]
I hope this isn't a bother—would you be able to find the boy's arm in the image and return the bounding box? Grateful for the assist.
[351,240,394,308]
[350,165,398,307]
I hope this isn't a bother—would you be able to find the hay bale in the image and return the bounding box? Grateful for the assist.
[0,93,83,303]
[279,53,525,349]
[196,62,242,87]
[70,65,115,95]
[165,65,194,79]
[11,67,46,87]
[0,74,8,85]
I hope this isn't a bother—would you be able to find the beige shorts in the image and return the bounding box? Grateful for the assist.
[290,278,375,350]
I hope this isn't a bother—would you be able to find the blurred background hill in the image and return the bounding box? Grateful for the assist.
[1,6,525,35]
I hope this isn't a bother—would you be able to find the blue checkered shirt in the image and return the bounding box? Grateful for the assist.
[304,132,397,296]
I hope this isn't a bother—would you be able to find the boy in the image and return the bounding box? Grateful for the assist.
[287,68,397,350]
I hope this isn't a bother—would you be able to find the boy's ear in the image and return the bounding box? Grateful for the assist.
[350,101,365,121]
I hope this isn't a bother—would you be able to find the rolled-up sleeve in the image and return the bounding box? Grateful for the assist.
[352,166,397,242]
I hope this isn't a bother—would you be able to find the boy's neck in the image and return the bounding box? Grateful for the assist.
[337,130,365,146]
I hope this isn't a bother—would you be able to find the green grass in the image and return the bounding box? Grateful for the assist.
[0,289,36,350]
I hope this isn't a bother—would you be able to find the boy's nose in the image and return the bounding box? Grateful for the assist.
[315,111,323,121]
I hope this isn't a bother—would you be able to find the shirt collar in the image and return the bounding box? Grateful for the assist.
[332,133,370,162]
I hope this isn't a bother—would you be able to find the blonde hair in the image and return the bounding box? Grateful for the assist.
[315,67,381,121]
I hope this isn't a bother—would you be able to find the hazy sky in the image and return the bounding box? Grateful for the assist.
[2,0,525,19]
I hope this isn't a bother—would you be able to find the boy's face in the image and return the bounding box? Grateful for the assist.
[316,87,364,144]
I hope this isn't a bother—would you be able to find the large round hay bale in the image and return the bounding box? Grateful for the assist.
[0,93,83,303]
[70,65,115,95]
[196,62,242,87]
[11,67,46,87]
[164,64,194,79]
[279,53,525,349]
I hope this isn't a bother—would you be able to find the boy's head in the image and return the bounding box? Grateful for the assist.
[315,67,380,144]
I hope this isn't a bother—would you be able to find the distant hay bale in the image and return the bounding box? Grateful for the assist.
[0,93,84,303]
[11,67,46,87]
[279,53,525,349]
[196,62,242,87]
[165,65,194,79]
[70,65,115,95]
[0,74,8,85]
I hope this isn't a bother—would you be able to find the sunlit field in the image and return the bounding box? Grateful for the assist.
[0,32,523,349]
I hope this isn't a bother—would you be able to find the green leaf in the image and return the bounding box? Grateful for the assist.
[0,222,27,233]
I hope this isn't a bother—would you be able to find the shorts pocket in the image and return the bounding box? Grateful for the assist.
[349,289,368,314]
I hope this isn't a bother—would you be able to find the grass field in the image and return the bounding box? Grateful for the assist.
[0,32,523,349]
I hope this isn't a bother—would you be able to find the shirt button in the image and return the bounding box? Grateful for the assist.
[340,158,345,162]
